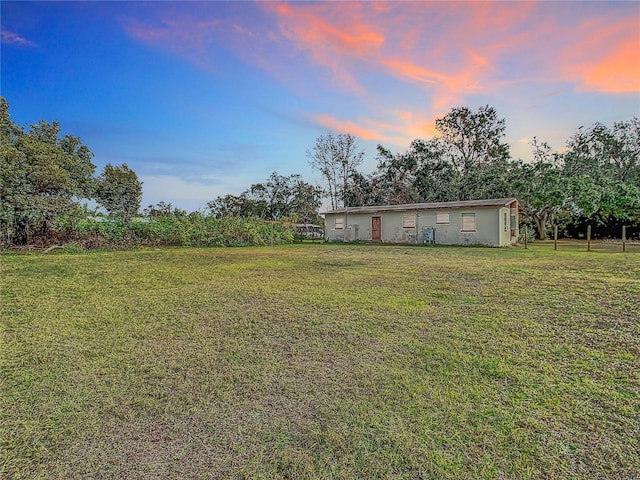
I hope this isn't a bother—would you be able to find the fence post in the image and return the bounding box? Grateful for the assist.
[554,225,558,251]
[622,225,626,253]
[587,225,591,252]
[524,225,528,249]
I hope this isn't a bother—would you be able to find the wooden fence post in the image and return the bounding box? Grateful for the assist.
[554,225,558,251]
[587,225,591,252]
[524,225,528,249]
[622,225,626,253]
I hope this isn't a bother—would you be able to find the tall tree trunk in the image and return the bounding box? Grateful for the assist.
[534,216,548,240]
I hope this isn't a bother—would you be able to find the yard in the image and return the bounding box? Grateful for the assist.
[1,244,639,479]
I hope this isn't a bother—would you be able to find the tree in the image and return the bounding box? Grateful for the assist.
[343,171,381,207]
[247,172,322,221]
[509,139,569,239]
[564,119,640,185]
[143,202,186,218]
[0,97,97,245]
[207,193,258,218]
[249,172,296,220]
[401,139,458,203]
[288,176,324,225]
[435,105,510,173]
[563,119,640,224]
[434,105,511,200]
[206,172,322,222]
[372,144,422,205]
[307,132,364,210]
[95,163,142,222]
[566,175,640,225]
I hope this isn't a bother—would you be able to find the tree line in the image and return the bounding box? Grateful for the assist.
[307,106,639,240]
[2,96,638,248]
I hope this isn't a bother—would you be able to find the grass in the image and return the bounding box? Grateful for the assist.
[1,243,639,479]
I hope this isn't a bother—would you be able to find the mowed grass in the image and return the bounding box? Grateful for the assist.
[1,244,639,479]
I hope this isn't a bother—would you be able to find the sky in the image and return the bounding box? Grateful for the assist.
[2,1,639,212]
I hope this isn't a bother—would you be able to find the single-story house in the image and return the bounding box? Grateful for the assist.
[323,198,519,247]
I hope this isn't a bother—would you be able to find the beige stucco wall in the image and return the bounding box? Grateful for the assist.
[326,206,518,247]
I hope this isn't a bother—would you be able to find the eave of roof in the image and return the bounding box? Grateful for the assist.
[325,197,518,215]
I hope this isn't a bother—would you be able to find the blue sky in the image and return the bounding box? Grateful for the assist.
[2,1,639,212]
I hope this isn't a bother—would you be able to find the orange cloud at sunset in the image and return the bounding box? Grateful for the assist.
[311,114,384,141]
[119,1,638,154]
[268,2,384,55]
[263,1,532,115]
[554,15,640,94]
[122,2,640,100]
[569,37,640,94]
[381,59,445,85]
[263,2,386,94]
[311,111,439,149]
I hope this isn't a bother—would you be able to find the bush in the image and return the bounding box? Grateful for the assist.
[35,214,296,250]
[518,225,536,243]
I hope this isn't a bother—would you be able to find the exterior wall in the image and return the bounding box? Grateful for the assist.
[326,205,519,247]
[498,206,519,246]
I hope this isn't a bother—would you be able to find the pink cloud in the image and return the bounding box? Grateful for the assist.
[122,2,640,99]
[120,2,639,149]
[559,17,640,93]
[262,2,385,94]
[263,2,537,112]
[1,29,36,47]
[310,110,439,149]
[265,2,639,100]
[311,113,384,141]
[122,13,227,71]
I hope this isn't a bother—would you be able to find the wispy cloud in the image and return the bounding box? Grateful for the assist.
[262,2,385,94]
[534,90,563,100]
[265,2,639,98]
[120,1,639,148]
[122,12,227,71]
[1,29,36,47]
[560,17,640,93]
[310,110,439,149]
[121,2,640,99]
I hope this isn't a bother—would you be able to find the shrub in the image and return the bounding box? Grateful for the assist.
[3,212,296,250]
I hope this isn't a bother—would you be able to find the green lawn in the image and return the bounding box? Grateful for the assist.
[1,244,639,479]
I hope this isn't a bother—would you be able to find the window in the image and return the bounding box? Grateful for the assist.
[461,213,476,232]
[403,215,416,228]
[436,213,450,224]
[504,212,508,232]
[334,217,344,230]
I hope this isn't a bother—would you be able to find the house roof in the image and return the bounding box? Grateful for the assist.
[325,197,518,215]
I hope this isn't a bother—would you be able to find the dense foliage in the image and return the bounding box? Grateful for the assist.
[2,96,638,247]
[0,98,96,245]
[0,98,148,247]
[70,214,295,249]
[94,163,142,222]
[339,106,640,239]
[207,172,323,224]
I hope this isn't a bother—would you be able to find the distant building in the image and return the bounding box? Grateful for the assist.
[323,198,519,247]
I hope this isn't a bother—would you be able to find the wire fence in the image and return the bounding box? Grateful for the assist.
[520,225,640,253]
